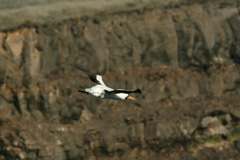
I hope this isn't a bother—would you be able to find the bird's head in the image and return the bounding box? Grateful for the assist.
[126,95,136,101]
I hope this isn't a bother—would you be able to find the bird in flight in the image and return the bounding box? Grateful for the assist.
[79,74,142,100]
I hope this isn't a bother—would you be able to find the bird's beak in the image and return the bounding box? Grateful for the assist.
[127,96,136,101]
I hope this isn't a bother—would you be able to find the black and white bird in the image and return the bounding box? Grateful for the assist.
[79,74,141,100]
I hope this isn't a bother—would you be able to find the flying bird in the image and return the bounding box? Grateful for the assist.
[79,74,141,100]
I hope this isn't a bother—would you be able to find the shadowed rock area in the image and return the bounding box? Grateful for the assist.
[1,0,240,159]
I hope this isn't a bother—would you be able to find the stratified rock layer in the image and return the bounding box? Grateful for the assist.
[0,0,240,160]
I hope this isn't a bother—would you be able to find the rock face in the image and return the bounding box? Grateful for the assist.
[0,0,240,160]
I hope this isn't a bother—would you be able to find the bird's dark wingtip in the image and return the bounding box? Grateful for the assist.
[89,74,98,84]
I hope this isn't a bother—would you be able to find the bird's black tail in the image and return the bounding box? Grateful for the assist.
[78,89,89,94]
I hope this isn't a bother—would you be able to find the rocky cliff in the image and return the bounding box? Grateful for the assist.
[0,0,240,160]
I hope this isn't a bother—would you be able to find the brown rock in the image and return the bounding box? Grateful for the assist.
[0,1,240,160]
[5,30,25,64]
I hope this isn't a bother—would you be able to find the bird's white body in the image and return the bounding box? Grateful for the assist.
[81,75,140,100]
[84,84,129,100]
[85,84,112,98]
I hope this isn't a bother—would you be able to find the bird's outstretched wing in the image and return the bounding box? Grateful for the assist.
[106,88,142,94]
[89,74,106,86]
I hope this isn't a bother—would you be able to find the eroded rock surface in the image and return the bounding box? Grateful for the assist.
[0,0,240,160]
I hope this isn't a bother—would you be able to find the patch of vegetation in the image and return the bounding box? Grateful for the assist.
[0,0,64,9]
[227,125,240,143]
